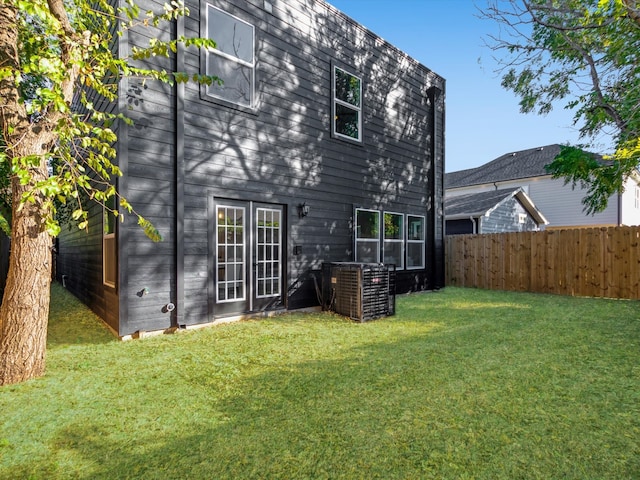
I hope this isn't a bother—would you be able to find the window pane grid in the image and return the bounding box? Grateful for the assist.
[407,215,425,269]
[206,5,255,107]
[355,209,380,263]
[217,206,246,302]
[383,212,404,269]
[333,66,362,142]
[256,208,281,298]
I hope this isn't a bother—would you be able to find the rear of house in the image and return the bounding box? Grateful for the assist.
[56,0,446,337]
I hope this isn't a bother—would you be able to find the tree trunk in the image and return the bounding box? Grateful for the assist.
[0,159,53,385]
[0,0,83,385]
[0,0,52,385]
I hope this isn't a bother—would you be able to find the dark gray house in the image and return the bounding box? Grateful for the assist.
[56,0,446,337]
[445,188,547,235]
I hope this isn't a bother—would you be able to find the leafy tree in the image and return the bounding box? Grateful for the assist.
[0,0,216,385]
[483,0,640,214]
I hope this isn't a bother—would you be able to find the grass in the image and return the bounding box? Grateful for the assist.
[0,283,639,479]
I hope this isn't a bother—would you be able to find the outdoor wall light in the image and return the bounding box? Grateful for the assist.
[297,202,310,218]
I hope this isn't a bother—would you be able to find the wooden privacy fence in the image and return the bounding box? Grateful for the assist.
[445,226,640,300]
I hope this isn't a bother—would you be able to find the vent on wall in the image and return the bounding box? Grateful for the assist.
[322,262,395,322]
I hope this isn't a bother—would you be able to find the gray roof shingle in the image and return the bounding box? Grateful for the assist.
[444,187,548,225]
[444,188,522,217]
[446,144,563,188]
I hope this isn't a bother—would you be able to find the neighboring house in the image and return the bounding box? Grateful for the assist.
[445,187,548,235]
[56,0,446,337]
[446,144,640,229]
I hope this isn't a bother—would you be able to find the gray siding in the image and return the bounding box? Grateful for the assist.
[56,200,119,331]
[61,0,446,336]
[117,0,445,334]
[481,197,539,234]
[55,0,122,332]
[119,0,178,335]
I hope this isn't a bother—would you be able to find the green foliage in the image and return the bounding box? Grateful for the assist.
[546,144,626,214]
[1,0,220,240]
[485,0,640,212]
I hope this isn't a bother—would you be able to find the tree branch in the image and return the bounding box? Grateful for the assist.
[622,0,640,27]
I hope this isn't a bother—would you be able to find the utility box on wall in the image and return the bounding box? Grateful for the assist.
[322,262,395,322]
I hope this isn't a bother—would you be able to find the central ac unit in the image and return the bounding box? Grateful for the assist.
[322,262,395,322]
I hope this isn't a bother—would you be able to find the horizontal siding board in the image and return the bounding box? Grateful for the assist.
[63,0,444,335]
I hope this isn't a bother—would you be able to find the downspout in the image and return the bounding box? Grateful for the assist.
[427,85,444,289]
[175,15,185,328]
[470,216,477,234]
[427,86,444,288]
[117,13,130,337]
[618,191,623,226]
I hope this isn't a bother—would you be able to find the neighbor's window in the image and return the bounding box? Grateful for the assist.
[205,4,255,107]
[383,212,404,269]
[636,186,640,209]
[103,196,117,287]
[406,215,425,269]
[355,208,380,263]
[333,66,362,142]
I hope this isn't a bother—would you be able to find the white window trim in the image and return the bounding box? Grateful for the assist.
[255,207,282,299]
[355,208,380,263]
[332,65,363,143]
[205,4,255,108]
[102,204,116,288]
[406,214,425,270]
[383,211,404,269]
[216,205,247,303]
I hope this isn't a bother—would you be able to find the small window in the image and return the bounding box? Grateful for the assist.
[518,213,527,224]
[333,66,362,142]
[103,196,117,287]
[205,5,255,107]
[406,215,425,269]
[355,208,379,263]
[383,212,404,269]
[635,187,640,209]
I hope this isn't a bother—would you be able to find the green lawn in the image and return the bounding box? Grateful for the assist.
[1,283,639,479]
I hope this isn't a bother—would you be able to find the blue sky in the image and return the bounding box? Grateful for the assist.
[327,0,587,173]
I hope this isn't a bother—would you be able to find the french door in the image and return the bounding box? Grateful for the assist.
[214,200,284,316]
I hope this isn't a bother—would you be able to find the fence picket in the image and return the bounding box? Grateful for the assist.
[445,226,640,300]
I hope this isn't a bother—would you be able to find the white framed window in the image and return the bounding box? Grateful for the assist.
[406,215,425,269]
[332,66,362,142]
[518,213,527,224]
[256,208,282,298]
[383,212,404,269]
[103,197,117,288]
[216,205,246,302]
[635,186,640,209]
[355,208,380,263]
[205,4,255,107]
